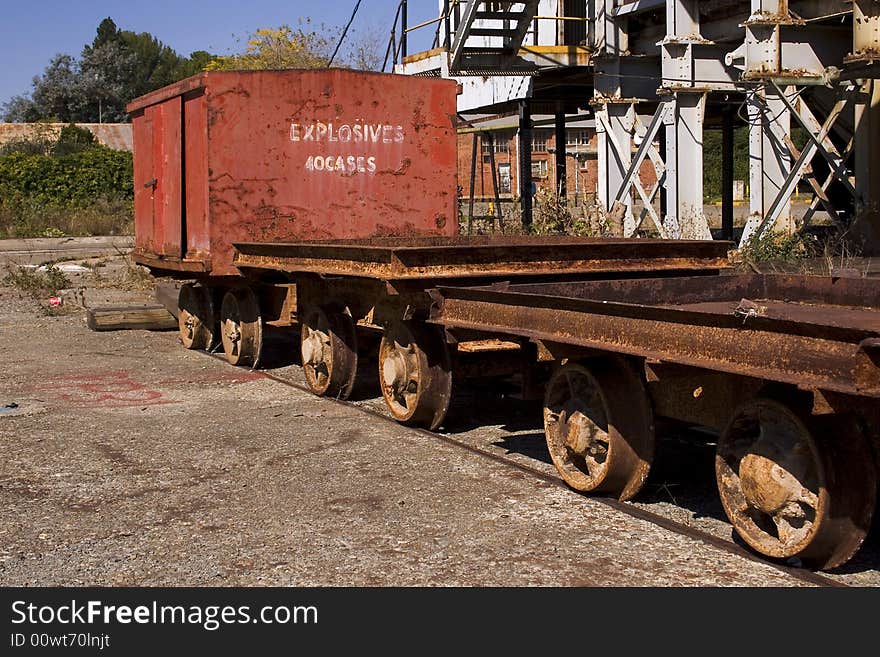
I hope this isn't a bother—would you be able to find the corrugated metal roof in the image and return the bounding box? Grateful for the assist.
[0,123,132,151]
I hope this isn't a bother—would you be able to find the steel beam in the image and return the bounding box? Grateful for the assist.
[853,78,880,255]
[664,92,711,238]
[596,101,635,235]
[741,85,795,245]
[659,0,712,239]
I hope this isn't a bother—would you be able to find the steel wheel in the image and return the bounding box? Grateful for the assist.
[300,306,358,400]
[220,287,263,367]
[716,398,876,570]
[177,283,217,350]
[543,358,654,501]
[378,321,452,430]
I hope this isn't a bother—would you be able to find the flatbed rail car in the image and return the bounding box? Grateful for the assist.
[428,273,880,570]
[224,235,731,426]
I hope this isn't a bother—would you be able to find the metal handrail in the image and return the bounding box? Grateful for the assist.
[387,1,588,69]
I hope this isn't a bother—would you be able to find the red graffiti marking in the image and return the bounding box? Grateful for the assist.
[156,369,265,386]
[30,370,177,408]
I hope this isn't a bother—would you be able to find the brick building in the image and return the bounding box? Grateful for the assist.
[457,114,657,213]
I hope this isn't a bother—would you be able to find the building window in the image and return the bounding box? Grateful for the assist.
[531,131,549,153]
[498,163,511,194]
[481,134,510,162]
[566,130,590,147]
[531,160,548,178]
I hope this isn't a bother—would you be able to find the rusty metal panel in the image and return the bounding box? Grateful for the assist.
[128,70,459,276]
[154,96,183,258]
[432,274,880,398]
[232,236,732,280]
[183,91,209,261]
[132,109,155,256]
[131,99,183,260]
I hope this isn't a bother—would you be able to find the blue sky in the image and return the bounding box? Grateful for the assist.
[0,0,439,109]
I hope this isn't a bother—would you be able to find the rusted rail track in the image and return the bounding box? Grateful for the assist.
[203,346,849,588]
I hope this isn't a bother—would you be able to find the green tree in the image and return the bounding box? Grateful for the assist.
[4,54,86,123]
[1,17,218,123]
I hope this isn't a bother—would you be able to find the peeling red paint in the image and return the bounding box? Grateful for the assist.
[128,70,459,277]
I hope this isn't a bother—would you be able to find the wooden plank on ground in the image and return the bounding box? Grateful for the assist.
[86,305,178,332]
[154,280,181,318]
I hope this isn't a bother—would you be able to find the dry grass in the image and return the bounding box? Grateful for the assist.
[0,198,133,239]
[3,263,71,297]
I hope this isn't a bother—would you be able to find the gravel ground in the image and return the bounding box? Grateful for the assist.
[1,249,878,587]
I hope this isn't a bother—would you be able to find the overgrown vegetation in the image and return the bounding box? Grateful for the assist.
[0,126,133,238]
[738,230,818,265]
[460,191,612,237]
[735,224,867,275]
[3,264,71,297]
[529,189,611,237]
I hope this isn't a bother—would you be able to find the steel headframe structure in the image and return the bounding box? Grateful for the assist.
[395,0,880,254]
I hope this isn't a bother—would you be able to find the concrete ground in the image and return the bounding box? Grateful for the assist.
[1,238,878,587]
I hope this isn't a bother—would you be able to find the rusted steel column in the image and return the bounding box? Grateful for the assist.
[467,133,477,234]
[488,133,504,231]
[519,100,533,230]
[853,79,880,255]
[850,1,880,255]
[555,111,567,200]
[722,106,735,241]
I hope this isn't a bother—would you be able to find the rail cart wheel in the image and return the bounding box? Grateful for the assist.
[378,321,452,430]
[177,283,218,351]
[543,358,655,502]
[716,398,876,570]
[220,286,263,368]
[300,306,358,400]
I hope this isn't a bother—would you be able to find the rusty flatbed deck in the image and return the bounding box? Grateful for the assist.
[431,273,880,397]
[232,236,732,280]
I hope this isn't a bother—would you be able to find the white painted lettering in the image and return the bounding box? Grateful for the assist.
[338,125,352,142]
[290,123,301,141]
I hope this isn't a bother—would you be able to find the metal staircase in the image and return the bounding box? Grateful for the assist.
[449,1,541,74]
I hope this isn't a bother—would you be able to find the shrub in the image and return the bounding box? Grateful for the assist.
[0,142,133,237]
[53,123,98,157]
